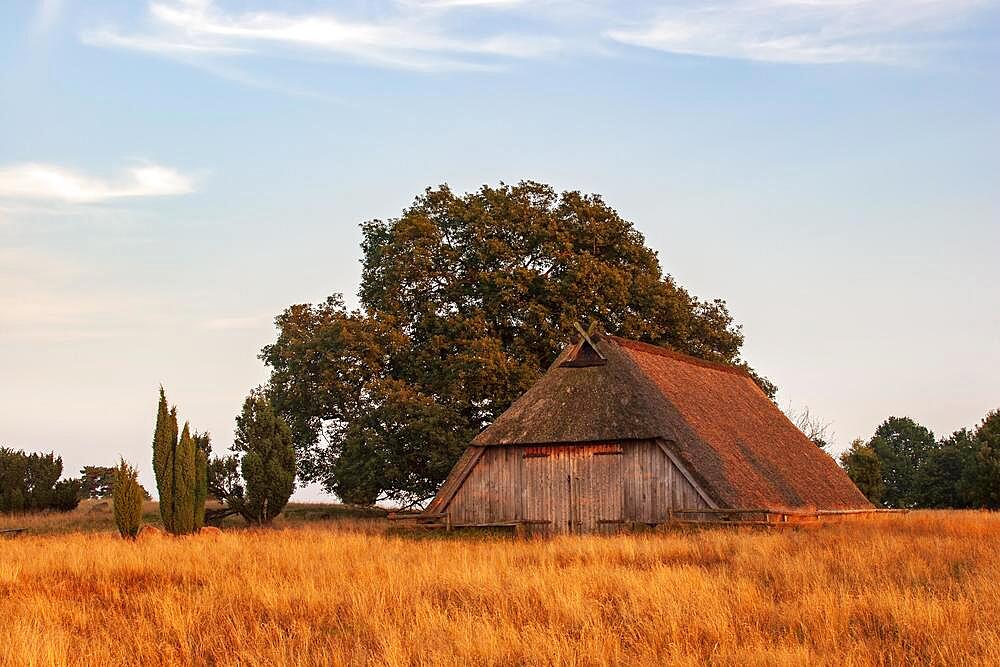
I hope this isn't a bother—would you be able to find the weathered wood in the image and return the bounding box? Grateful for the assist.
[440,440,717,534]
[1,528,27,536]
[429,439,894,535]
[426,446,485,515]
[656,439,718,509]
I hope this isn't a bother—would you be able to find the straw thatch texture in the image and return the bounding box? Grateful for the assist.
[462,334,870,512]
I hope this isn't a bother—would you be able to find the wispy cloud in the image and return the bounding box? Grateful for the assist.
[81,28,249,56]
[0,163,194,203]
[606,0,995,65]
[81,0,998,78]
[84,0,559,73]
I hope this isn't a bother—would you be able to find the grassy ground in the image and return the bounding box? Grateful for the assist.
[1,509,998,666]
[0,499,386,535]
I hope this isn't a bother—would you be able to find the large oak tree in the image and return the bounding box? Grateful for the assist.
[262,181,773,506]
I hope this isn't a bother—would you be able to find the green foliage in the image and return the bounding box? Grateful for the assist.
[79,466,115,499]
[966,411,1000,508]
[206,394,296,525]
[51,479,82,511]
[207,454,243,503]
[194,444,208,531]
[262,181,768,505]
[151,388,207,534]
[846,410,1000,510]
[172,424,196,534]
[868,417,936,508]
[80,466,151,501]
[112,458,144,539]
[235,393,296,524]
[840,439,884,505]
[152,388,177,531]
[913,430,979,508]
[0,448,81,513]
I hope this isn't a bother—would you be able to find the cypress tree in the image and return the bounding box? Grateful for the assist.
[194,446,208,531]
[173,423,196,534]
[151,388,207,535]
[152,388,177,532]
[112,458,144,539]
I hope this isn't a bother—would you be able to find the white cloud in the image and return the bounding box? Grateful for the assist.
[402,0,528,8]
[606,0,994,65]
[85,0,560,72]
[0,163,194,203]
[81,28,249,56]
[81,0,997,77]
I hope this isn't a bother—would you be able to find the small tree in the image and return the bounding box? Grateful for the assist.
[194,441,208,531]
[840,439,884,505]
[208,393,296,525]
[868,417,936,508]
[79,466,116,499]
[237,393,296,524]
[786,404,833,450]
[172,424,197,534]
[112,458,144,539]
[151,388,208,534]
[152,388,178,531]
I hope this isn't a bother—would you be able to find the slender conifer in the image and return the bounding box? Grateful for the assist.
[151,389,206,535]
[112,458,144,539]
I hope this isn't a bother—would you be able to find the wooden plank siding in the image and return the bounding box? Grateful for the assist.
[444,439,710,534]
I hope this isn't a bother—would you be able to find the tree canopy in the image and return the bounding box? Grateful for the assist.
[262,181,772,506]
[840,439,884,505]
[843,411,1000,509]
[868,417,936,508]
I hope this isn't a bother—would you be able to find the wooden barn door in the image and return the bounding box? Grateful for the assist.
[521,444,624,534]
[571,445,623,534]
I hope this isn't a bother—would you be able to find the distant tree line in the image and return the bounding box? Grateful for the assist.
[842,411,1000,509]
[80,465,152,501]
[0,448,80,512]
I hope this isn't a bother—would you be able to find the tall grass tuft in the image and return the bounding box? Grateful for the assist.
[111,458,143,539]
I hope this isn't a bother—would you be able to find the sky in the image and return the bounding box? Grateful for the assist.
[1,0,998,500]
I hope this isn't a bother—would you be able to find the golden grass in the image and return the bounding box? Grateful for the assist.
[2,511,998,666]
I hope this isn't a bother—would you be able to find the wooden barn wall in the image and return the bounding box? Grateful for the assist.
[445,440,709,533]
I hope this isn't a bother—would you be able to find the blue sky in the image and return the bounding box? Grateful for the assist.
[2,0,998,499]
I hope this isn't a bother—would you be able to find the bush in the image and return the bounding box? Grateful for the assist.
[112,459,144,539]
[51,479,82,512]
[0,447,81,513]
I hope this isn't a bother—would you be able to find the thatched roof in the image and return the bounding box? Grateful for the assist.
[472,334,871,511]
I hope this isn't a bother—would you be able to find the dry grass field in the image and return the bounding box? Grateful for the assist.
[2,509,998,666]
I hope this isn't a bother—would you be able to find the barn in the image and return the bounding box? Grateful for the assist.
[419,328,872,534]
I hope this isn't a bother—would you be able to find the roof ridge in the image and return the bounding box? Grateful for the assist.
[608,336,751,378]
